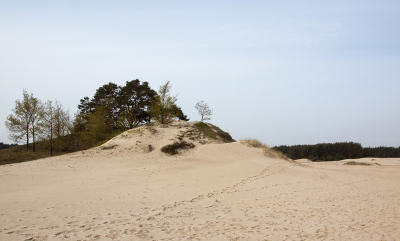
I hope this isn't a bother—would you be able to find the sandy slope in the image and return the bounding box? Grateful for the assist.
[0,122,399,240]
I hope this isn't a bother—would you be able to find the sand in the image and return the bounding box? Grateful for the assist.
[1,121,399,240]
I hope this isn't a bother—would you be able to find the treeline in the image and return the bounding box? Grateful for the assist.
[273,142,400,161]
[5,79,189,156]
[0,142,18,150]
[366,146,400,158]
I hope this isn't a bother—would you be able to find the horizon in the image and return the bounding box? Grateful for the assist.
[1,121,399,149]
[1,1,399,148]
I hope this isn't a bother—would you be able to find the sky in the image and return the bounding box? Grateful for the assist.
[1,0,399,147]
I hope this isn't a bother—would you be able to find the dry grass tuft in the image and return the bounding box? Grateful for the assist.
[240,138,288,160]
[344,161,380,166]
[240,138,268,148]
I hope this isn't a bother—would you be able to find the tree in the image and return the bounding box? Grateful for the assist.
[86,106,109,145]
[194,100,213,122]
[77,80,158,130]
[54,100,71,139]
[41,100,56,155]
[5,89,43,151]
[77,96,93,119]
[77,82,121,130]
[150,81,178,124]
[119,79,157,128]
[91,82,121,129]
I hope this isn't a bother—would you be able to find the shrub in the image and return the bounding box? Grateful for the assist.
[100,144,118,150]
[161,141,195,155]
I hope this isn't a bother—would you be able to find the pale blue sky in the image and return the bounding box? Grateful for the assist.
[1,1,399,147]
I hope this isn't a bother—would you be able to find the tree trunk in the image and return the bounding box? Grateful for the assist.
[50,125,53,155]
[32,125,36,152]
[26,123,29,148]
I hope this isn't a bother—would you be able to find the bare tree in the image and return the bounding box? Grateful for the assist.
[40,100,56,155]
[54,100,71,139]
[5,89,43,151]
[194,101,213,122]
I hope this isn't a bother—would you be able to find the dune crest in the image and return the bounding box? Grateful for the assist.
[76,121,232,158]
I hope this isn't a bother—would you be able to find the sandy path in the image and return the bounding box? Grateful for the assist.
[1,142,399,240]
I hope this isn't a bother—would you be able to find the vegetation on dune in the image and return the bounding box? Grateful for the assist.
[344,161,379,166]
[161,141,195,155]
[0,129,124,166]
[77,80,188,130]
[194,122,235,143]
[240,138,288,159]
[3,79,191,165]
[240,138,267,148]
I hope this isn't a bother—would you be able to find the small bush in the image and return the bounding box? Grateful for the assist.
[161,141,195,155]
[100,144,118,150]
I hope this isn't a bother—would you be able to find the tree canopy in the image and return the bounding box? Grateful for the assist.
[120,80,157,128]
[77,79,159,129]
[149,81,179,124]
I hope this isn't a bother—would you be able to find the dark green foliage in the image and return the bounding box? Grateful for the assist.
[273,142,400,162]
[170,104,189,121]
[120,80,157,128]
[273,142,363,161]
[91,82,120,129]
[161,141,195,155]
[364,146,400,158]
[77,80,158,130]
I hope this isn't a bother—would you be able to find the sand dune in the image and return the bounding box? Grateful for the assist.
[1,122,399,240]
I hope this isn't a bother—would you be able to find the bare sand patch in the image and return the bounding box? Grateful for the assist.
[1,122,399,240]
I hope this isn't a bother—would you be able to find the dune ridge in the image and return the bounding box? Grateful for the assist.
[0,121,399,240]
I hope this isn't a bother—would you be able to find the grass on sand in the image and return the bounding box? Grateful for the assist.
[240,138,288,159]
